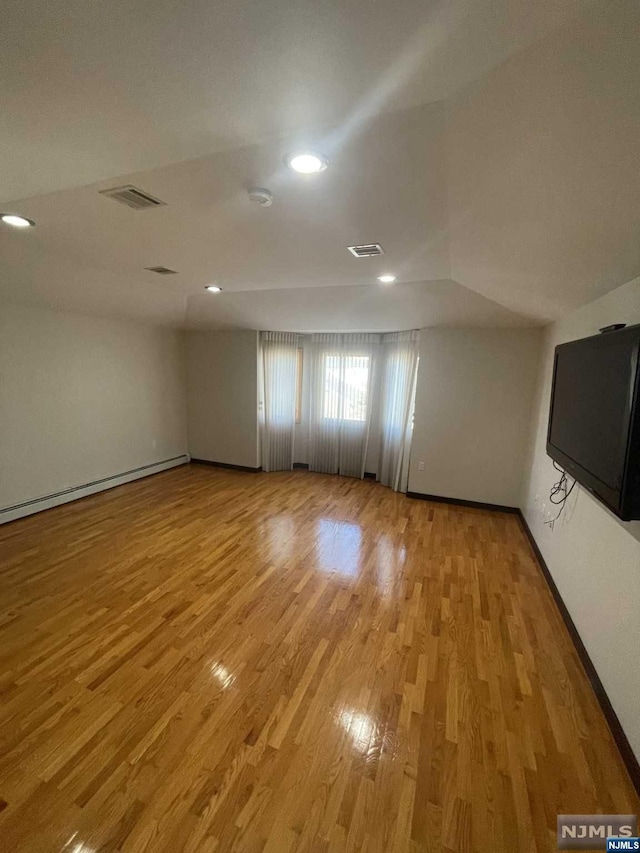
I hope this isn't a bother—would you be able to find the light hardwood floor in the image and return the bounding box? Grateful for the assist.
[0,465,637,852]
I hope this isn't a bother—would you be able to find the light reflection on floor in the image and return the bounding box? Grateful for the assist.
[60,834,96,853]
[375,533,406,594]
[337,706,377,753]
[210,661,236,690]
[315,518,363,576]
[265,516,296,563]
[265,510,407,593]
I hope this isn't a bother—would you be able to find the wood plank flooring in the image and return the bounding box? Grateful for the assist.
[0,465,637,852]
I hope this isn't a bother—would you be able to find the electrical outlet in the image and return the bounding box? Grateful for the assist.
[418,461,425,471]
[151,439,157,449]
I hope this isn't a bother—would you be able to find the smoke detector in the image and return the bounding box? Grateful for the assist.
[248,187,273,207]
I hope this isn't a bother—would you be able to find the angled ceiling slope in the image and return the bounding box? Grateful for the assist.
[447,0,640,319]
[0,0,587,202]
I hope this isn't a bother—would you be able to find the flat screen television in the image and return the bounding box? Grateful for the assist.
[547,324,640,521]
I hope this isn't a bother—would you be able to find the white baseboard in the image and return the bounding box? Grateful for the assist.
[0,454,190,525]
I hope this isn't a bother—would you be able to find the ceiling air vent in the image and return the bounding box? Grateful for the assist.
[347,243,385,258]
[99,185,166,210]
[145,266,178,275]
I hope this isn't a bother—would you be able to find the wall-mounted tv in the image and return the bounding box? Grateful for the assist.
[547,324,640,521]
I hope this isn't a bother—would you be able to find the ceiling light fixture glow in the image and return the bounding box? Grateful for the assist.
[1,214,35,228]
[285,152,328,174]
[205,285,222,293]
[377,274,397,284]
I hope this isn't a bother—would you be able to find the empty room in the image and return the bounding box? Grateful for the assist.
[1,1,639,851]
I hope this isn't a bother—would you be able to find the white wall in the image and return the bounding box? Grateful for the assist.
[185,330,260,469]
[522,276,640,762]
[0,303,188,514]
[408,327,542,506]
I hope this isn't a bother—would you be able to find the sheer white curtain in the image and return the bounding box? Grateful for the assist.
[377,330,419,492]
[260,331,299,472]
[308,333,378,478]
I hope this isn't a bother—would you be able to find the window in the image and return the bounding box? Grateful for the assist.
[295,347,303,424]
[322,354,370,422]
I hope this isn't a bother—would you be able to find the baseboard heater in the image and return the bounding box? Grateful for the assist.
[0,454,189,525]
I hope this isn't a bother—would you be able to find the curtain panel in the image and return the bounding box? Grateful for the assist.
[308,333,379,478]
[260,331,299,472]
[261,328,420,491]
[377,330,420,492]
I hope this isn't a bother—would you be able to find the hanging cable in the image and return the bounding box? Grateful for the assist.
[544,461,577,530]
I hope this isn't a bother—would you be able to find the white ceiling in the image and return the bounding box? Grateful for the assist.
[1,104,450,295]
[0,0,638,332]
[0,0,584,202]
[184,280,530,332]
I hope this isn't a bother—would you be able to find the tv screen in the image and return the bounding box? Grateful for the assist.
[547,325,640,521]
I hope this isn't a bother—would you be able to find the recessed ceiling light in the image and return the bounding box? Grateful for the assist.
[205,285,222,293]
[377,274,397,284]
[285,152,328,174]
[1,214,35,228]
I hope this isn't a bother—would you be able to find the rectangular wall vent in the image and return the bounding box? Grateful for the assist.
[347,243,385,258]
[145,266,178,275]
[99,185,167,210]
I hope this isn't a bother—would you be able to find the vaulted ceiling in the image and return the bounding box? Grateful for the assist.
[1,0,638,331]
